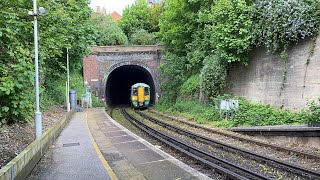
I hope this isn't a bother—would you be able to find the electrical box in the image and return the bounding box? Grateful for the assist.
[219,99,239,119]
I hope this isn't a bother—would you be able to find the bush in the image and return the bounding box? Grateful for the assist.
[130,29,157,45]
[230,98,302,127]
[252,0,320,53]
[208,0,253,63]
[200,55,227,102]
[43,71,85,108]
[179,74,200,100]
[157,100,219,124]
[92,14,128,46]
[299,98,320,123]
[156,97,320,128]
[92,96,106,108]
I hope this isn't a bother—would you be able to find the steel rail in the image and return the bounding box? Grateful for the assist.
[137,110,320,179]
[149,109,320,161]
[121,109,270,180]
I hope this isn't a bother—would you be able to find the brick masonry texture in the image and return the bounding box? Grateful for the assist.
[83,46,162,98]
[229,35,320,111]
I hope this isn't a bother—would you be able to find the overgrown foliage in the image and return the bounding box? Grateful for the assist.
[179,74,200,100]
[252,0,320,53]
[0,3,34,124]
[159,0,320,104]
[156,97,320,128]
[120,0,163,40]
[0,0,94,124]
[91,14,128,46]
[157,0,320,126]
[200,55,227,101]
[205,0,253,63]
[130,29,157,45]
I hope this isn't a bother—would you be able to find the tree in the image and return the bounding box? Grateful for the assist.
[130,29,156,45]
[120,0,164,39]
[91,14,128,46]
[0,0,95,124]
[119,0,150,37]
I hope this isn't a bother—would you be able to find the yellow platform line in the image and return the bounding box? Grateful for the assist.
[86,112,119,180]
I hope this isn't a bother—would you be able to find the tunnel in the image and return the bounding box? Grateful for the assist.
[105,65,155,107]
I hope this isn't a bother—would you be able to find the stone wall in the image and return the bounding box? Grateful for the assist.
[229,36,320,111]
[83,46,162,98]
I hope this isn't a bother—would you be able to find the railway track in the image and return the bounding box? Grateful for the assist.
[134,110,320,179]
[121,109,271,180]
[148,109,320,161]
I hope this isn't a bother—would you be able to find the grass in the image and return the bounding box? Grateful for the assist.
[155,98,317,128]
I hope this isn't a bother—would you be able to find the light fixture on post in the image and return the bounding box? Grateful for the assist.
[28,1,46,139]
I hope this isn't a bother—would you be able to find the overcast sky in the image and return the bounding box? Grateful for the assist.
[89,0,136,15]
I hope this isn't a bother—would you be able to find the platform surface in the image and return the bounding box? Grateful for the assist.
[87,108,210,180]
[27,108,210,180]
[27,111,112,180]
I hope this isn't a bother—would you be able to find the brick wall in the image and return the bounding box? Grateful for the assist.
[83,55,99,89]
[83,46,162,98]
[229,35,320,111]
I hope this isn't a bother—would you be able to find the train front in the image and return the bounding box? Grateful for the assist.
[131,83,150,108]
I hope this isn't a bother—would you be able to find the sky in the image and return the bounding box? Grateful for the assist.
[89,0,136,15]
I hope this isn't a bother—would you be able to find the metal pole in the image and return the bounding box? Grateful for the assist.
[33,0,42,138]
[66,81,68,109]
[67,48,70,111]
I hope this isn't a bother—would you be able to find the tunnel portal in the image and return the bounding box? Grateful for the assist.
[105,65,155,107]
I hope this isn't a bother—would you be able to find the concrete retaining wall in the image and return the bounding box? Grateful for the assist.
[0,109,75,180]
[229,35,320,111]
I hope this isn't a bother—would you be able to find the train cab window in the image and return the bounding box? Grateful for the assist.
[144,87,150,95]
[133,88,138,96]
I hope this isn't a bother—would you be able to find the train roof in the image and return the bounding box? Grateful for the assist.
[132,83,150,87]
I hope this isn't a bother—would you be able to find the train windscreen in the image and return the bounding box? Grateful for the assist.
[144,87,150,95]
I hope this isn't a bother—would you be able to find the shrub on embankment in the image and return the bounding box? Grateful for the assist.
[155,97,320,128]
[158,0,320,104]
[156,0,320,126]
[0,0,94,126]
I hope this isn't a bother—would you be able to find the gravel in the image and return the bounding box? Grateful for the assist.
[0,106,66,169]
[111,108,223,179]
[137,110,319,179]
[146,110,320,170]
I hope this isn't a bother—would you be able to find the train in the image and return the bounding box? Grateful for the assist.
[131,83,150,108]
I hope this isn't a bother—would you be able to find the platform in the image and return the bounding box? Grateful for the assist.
[229,125,320,148]
[27,108,210,180]
[26,111,112,180]
[87,108,210,180]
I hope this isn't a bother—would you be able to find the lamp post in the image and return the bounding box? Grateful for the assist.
[67,48,70,112]
[29,0,46,138]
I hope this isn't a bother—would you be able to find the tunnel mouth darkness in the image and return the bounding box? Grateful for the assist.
[106,65,155,107]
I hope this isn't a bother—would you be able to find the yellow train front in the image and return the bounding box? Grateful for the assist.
[131,83,150,108]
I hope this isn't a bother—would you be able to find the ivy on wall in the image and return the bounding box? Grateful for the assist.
[159,0,320,104]
[252,0,320,54]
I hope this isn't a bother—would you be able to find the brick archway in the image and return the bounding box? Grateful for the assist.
[83,45,162,104]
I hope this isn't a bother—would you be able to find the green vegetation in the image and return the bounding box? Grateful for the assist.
[156,97,320,128]
[0,0,94,125]
[159,0,320,103]
[158,0,320,127]
[130,29,157,45]
[120,0,163,44]
[252,0,320,54]
[91,14,128,46]
[1,0,320,128]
